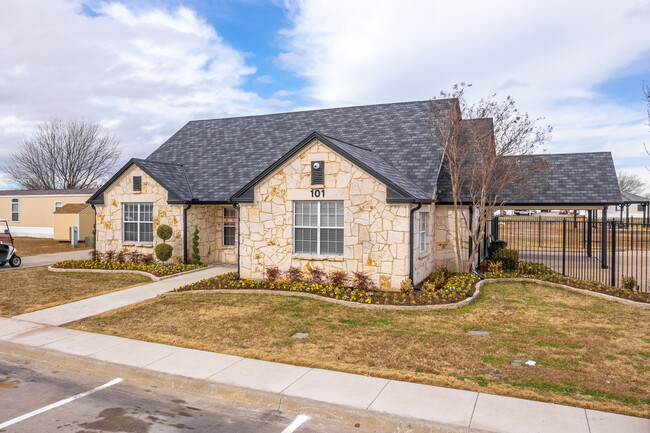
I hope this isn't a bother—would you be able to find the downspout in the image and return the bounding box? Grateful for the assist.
[233,203,241,280]
[183,203,192,264]
[409,201,423,284]
[90,204,96,249]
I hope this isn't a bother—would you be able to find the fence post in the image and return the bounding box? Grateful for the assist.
[601,206,608,269]
[611,221,616,287]
[538,215,541,247]
[562,218,567,275]
[587,210,592,258]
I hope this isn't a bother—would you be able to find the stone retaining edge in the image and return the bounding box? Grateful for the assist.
[0,341,472,433]
[164,286,480,311]
[47,265,212,282]
[479,278,650,309]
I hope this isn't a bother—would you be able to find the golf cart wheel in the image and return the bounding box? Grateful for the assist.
[0,261,5,266]
[9,255,21,267]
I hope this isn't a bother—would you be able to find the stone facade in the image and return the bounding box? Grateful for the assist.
[95,165,236,264]
[433,205,470,272]
[238,139,434,289]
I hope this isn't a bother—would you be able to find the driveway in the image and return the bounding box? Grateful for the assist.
[0,249,89,271]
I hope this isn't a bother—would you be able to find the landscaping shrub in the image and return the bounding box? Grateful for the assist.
[140,253,155,265]
[104,250,117,262]
[53,259,204,277]
[328,270,349,288]
[155,244,173,263]
[621,276,637,291]
[286,266,304,283]
[353,271,377,291]
[425,267,452,290]
[492,248,518,271]
[126,250,141,264]
[488,261,503,274]
[307,267,327,285]
[89,249,102,261]
[265,266,282,282]
[156,225,173,241]
[116,250,126,263]
[400,278,414,294]
[191,227,201,265]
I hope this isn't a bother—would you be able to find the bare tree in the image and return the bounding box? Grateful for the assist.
[5,119,121,189]
[431,83,552,272]
[617,170,645,194]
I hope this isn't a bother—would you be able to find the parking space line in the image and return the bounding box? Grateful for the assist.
[281,414,310,433]
[0,377,122,429]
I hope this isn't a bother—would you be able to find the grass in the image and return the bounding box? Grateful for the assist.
[12,237,91,257]
[67,281,650,418]
[0,267,151,316]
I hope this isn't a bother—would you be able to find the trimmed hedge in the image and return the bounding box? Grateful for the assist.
[52,259,205,277]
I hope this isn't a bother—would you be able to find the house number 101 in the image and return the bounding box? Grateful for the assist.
[310,189,325,198]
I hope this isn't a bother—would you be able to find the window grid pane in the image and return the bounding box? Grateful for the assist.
[294,201,343,256]
[123,203,153,243]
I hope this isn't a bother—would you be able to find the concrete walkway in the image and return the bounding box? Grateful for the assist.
[0,249,89,271]
[13,265,234,325]
[0,316,647,433]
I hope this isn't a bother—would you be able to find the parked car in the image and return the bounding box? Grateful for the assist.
[514,209,535,216]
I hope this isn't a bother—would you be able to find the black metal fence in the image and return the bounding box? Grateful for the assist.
[484,216,650,292]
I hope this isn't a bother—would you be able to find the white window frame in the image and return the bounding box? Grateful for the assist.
[11,198,18,222]
[418,212,428,252]
[223,208,237,246]
[123,202,153,243]
[294,201,344,256]
[54,201,62,211]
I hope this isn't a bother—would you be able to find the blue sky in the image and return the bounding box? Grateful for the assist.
[0,0,648,189]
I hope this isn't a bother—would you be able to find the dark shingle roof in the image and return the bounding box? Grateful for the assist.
[620,191,650,203]
[147,100,451,202]
[437,152,622,205]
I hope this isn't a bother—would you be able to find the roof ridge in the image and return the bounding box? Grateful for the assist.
[187,99,452,124]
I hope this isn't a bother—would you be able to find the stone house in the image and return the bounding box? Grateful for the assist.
[89,99,621,289]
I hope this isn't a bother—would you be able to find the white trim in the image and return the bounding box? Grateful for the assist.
[418,212,428,252]
[293,200,343,256]
[4,226,54,238]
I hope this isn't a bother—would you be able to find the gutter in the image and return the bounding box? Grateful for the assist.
[233,203,240,280]
[408,201,423,284]
[183,203,192,264]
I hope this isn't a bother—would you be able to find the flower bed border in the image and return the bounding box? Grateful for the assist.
[480,278,650,309]
[163,285,481,311]
[47,265,211,282]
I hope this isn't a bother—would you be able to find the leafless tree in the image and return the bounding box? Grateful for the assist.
[617,170,645,194]
[5,119,121,189]
[431,83,552,272]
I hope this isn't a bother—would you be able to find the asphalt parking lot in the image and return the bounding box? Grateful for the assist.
[0,355,366,433]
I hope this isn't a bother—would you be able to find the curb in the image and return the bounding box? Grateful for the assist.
[478,278,650,309]
[47,264,214,282]
[165,286,480,311]
[0,340,473,433]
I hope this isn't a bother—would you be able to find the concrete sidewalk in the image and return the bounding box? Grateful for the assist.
[0,249,89,271]
[12,265,234,325]
[0,317,647,433]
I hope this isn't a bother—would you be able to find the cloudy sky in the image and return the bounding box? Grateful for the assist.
[1,0,649,190]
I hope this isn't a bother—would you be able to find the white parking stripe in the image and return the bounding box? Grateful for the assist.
[0,377,123,429]
[281,414,310,433]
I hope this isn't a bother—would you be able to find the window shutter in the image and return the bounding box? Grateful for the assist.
[133,176,142,192]
[311,161,324,185]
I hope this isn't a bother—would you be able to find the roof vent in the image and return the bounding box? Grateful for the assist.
[133,176,142,192]
[311,161,324,185]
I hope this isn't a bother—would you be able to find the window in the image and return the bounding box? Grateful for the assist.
[54,201,62,211]
[11,199,18,222]
[418,212,428,252]
[294,201,343,255]
[223,208,237,246]
[133,176,142,192]
[123,203,153,243]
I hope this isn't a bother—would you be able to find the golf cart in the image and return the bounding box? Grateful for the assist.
[0,219,21,267]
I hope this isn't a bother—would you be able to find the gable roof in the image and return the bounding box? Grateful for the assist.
[146,99,453,203]
[0,188,96,197]
[54,203,91,214]
[437,151,622,205]
[231,132,430,203]
[88,158,194,205]
[620,191,650,203]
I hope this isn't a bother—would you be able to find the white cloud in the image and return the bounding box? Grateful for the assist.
[279,0,650,188]
[0,0,282,188]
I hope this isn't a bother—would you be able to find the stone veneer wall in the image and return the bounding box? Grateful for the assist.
[95,165,237,264]
[412,204,436,285]
[238,139,423,290]
[432,205,470,272]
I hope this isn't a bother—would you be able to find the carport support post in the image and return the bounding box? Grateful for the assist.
[562,218,567,275]
[610,222,616,287]
[601,206,608,269]
[626,204,630,226]
[587,210,592,258]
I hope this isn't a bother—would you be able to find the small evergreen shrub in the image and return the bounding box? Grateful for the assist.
[492,248,518,271]
[191,227,201,265]
[329,270,349,288]
[157,225,173,241]
[266,266,282,282]
[155,244,173,263]
[621,276,637,291]
[400,278,414,294]
[425,267,452,290]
